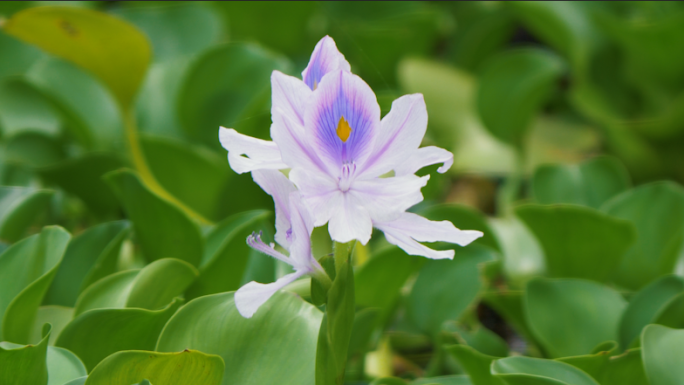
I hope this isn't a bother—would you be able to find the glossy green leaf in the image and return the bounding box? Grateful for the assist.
[555,341,617,380]
[178,43,290,148]
[412,375,472,385]
[482,291,538,349]
[642,324,684,385]
[186,210,271,299]
[0,77,60,137]
[476,48,565,147]
[29,305,73,346]
[420,204,501,251]
[619,275,684,349]
[85,350,224,385]
[516,204,635,282]
[5,336,91,385]
[140,133,232,221]
[492,356,599,385]
[488,217,545,288]
[4,6,151,106]
[1,226,71,344]
[45,220,130,307]
[316,252,355,385]
[114,3,224,62]
[39,153,126,217]
[407,245,496,335]
[0,32,43,80]
[525,278,626,357]
[445,322,509,358]
[0,186,53,242]
[157,291,322,385]
[57,298,183,371]
[104,169,203,267]
[348,308,380,358]
[0,324,50,385]
[601,181,684,289]
[371,378,408,385]
[3,131,65,169]
[74,258,197,316]
[447,344,504,385]
[531,156,631,209]
[592,348,647,385]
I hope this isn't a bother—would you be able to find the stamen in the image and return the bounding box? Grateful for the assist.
[246,231,291,264]
[337,116,352,143]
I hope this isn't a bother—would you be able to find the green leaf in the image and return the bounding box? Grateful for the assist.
[316,251,355,385]
[4,131,65,169]
[114,3,225,62]
[601,181,684,289]
[371,378,408,385]
[531,156,631,209]
[412,375,472,385]
[25,57,124,150]
[56,298,183,371]
[104,169,203,267]
[39,153,126,217]
[85,350,224,385]
[348,308,380,358]
[157,291,322,385]
[0,78,60,137]
[476,48,565,147]
[516,204,635,282]
[488,217,545,288]
[74,258,197,316]
[0,324,50,385]
[29,306,73,346]
[618,275,684,349]
[140,133,232,221]
[482,291,538,350]
[1,226,71,344]
[4,6,151,107]
[492,356,599,385]
[46,345,87,385]
[594,348,647,385]
[555,342,617,380]
[185,210,271,299]
[0,186,53,242]
[44,220,130,307]
[420,204,501,252]
[0,32,43,80]
[642,324,684,385]
[525,278,626,357]
[407,245,496,335]
[444,322,509,358]
[447,344,504,385]
[178,43,291,148]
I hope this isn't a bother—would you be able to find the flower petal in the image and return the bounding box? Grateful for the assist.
[271,108,331,175]
[235,269,307,318]
[351,174,429,222]
[328,192,373,244]
[219,127,287,174]
[394,146,454,176]
[289,167,340,227]
[252,170,297,248]
[360,94,428,178]
[306,70,380,174]
[271,70,312,126]
[302,36,351,90]
[287,192,322,269]
[375,212,484,260]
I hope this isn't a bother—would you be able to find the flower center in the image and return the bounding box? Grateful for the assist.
[337,116,352,143]
[338,163,356,192]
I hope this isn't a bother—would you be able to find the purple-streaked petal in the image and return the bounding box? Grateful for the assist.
[252,170,297,248]
[219,127,287,174]
[305,70,380,175]
[235,269,308,318]
[359,94,428,178]
[271,108,332,175]
[375,212,484,260]
[287,192,321,268]
[328,192,373,244]
[302,36,351,90]
[289,168,340,227]
[271,70,312,126]
[394,146,454,176]
[246,231,291,265]
[351,174,429,222]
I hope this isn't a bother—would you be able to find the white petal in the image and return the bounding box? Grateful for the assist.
[287,192,317,268]
[271,110,332,175]
[394,146,454,176]
[351,174,429,222]
[271,70,312,126]
[289,168,340,227]
[360,94,428,178]
[219,127,287,174]
[328,192,373,244]
[252,170,297,248]
[302,36,351,90]
[234,270,307,318]
[375,212,484,260]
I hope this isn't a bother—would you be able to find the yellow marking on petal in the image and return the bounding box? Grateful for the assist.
[313,80,318,90]
[337,116,352,143]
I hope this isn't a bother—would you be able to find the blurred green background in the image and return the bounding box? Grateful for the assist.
[2,1,684,383]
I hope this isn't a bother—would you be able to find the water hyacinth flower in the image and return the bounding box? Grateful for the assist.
[220,36,483,261]
[235,169,328,318]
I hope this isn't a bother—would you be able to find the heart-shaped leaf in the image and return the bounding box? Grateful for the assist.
[0,186,54,243]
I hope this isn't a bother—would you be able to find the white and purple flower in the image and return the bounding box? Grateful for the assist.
[220,35,482,264]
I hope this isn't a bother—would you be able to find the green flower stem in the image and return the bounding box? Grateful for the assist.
[123,109,212,225]
[333,241,355,274]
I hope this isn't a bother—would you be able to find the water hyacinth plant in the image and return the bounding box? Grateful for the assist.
[1,2,684,385]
